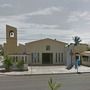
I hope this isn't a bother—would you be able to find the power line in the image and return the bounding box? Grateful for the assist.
[0,36,90,41]
[0,37,48,41]
[0,37,90,39]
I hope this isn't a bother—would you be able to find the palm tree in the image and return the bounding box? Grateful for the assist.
[48,78,61,90]
[73,36,81,73]
[73,36,81,46]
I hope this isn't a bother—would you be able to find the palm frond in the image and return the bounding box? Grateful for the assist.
[73,36,81,46]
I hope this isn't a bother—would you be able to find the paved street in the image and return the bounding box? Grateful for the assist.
[0,73,90,90]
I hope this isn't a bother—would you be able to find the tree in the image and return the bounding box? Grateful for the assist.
[73,36,81,46]
[48,78,61,90]
[3,56,12,71]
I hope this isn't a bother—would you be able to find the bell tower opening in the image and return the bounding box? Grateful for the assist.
[9,31,15,37]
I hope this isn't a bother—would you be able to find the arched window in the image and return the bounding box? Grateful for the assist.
[9,31,14,37]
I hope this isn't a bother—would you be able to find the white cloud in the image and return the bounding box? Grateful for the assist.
[0,15,60,30]
[74,11,90,20]
[27,7,62,16]
[67,15,79,22]
[0,4,12,8]
[79,11,88,17]
[82,0,89,2]
[27,23,60,29]
[67,11,90,23]
[0,7,62,23]
[81,12,90,21]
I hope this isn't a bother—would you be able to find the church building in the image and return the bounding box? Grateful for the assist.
[4,25,67,65]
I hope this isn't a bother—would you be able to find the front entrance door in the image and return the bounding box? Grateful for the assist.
[42,53,53,64]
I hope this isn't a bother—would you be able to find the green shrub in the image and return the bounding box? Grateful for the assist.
[48,78,61,90]
[16,60,24,71]
[3,56,12,71]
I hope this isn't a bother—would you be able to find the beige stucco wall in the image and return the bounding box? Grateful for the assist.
[73,44,88,53]
[17,44,26,54]
[25,39,67,65]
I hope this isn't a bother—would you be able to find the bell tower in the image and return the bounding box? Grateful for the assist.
[5,25,17,55]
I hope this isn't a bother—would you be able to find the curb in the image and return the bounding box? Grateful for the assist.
[0,71,90,76]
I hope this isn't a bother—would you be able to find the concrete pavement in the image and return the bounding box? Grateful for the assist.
[0,65,90,75]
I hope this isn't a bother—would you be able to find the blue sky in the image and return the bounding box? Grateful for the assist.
[0,0,90,44]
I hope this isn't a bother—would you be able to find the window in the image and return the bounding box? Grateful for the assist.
[9,31,14,37]
[59,53,60,63]
[12,56,15,62]
[22,56,24,61]
[89,56,90,62]
[46,45,50,51]
[33,53,37,63]
[34,58,36,63]
[31,53,36,63]
[25,56,27,63]
[83,56,88,62]
[38,53,39,62]
[31,53,39,63]
[16,56,18,62]
[56,53,57,62]
[31,53,33,63]
[61,53,63,62]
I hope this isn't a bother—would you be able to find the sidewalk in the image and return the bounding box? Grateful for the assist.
[0,65,90,76]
